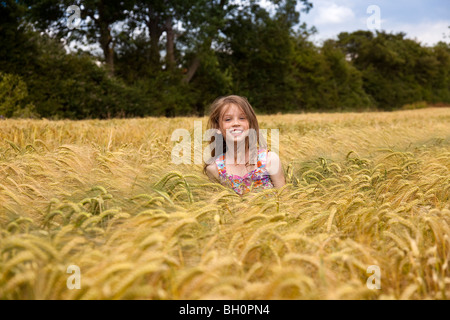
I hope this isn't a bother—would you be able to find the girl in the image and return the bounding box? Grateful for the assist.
[203,95,286,195]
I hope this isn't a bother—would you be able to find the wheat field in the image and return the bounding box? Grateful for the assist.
[0,107,449,300]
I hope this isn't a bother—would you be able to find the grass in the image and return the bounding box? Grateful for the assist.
[0,107,449,299]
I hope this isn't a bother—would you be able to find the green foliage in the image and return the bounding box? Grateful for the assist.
[1,1,449,118]
[337,31,450,110]
[0,73,28,117]
[0,72,39,118]
[401,101,428,110]
[11,104,40,119]
[321,40,374,110]
[0,17,149,119]
[220,5,300,113]
[290,36,374,112]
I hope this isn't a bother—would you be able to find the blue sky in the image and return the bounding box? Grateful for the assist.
[295,0,450,46]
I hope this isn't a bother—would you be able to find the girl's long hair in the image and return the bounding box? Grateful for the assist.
[202,95,267,175]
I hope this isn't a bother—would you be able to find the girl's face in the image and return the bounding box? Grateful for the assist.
[219,104,250,143]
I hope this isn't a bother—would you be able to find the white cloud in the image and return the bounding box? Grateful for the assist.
[314,2,355,25]
[301,1,449,47]
[387,21,450,46]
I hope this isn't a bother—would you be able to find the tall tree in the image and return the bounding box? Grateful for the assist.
[219,1,312,113]
[21,0,134,76]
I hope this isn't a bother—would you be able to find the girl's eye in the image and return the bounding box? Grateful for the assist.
[224,117,245,121]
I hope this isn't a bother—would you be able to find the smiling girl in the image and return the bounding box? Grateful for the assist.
[203,95,286,195]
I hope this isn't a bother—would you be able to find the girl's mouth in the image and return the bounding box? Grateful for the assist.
[229,129,244,137]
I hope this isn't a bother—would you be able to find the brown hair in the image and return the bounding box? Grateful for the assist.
[202,95,267,175]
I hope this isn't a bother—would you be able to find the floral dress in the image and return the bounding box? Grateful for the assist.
[215,148,275,195]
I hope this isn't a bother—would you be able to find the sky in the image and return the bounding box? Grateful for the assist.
[295,0,450,46]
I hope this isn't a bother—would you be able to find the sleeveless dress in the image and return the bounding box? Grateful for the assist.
[215,148,275,195]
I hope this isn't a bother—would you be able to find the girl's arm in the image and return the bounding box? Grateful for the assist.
[267,151,286,188]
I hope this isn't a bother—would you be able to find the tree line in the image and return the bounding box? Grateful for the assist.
[0,0,449,119]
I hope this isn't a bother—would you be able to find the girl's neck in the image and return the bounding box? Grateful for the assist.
[234,143,247,164]
[227,140,257,165]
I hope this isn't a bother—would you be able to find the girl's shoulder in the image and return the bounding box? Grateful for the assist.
[265,150,282,176]
[257,147,270,159]
[265,150,279,163]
